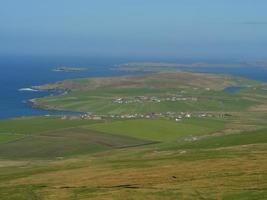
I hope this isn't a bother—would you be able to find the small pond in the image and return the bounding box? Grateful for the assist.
[224,86,242,94]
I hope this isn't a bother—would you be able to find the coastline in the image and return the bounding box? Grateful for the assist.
[28,98,85,117]
[1,60,267,120]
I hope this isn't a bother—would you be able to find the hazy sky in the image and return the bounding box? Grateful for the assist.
[1,0,267,59]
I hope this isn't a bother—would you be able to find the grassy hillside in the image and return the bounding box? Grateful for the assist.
[0,115,266,199]
[0,123,266,199]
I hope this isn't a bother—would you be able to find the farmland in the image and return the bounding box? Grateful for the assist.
[0,71,267,199]
[33,72,260,115]
[0,116,266,199]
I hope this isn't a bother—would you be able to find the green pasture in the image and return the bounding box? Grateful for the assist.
[86,118,225,142]
[176,128,267,150]
[0,116,98,135]
[35,87,258,114]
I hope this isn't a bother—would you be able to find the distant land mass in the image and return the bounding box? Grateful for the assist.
[116,61,267,72]
[53,66,88,72]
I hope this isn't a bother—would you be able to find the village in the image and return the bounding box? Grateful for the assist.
[59,111,232,123]
[112,95,198,104]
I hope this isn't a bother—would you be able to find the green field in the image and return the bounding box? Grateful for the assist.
[0,117,156,159]
[0,114,266,199]
[0,117,225,159]
[176,128,267,149]
[0,127,153,159]
[0,116,97,135]
[0,133,23,144]
[86,118,225,142]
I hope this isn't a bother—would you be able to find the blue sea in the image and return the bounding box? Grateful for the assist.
[0,56,141,119]
[0,56,267,119]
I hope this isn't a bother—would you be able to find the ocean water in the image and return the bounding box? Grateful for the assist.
[0,56,266,119]
[0,56,141,119]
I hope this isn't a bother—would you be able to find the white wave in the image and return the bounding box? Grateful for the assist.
[18,88,39,92]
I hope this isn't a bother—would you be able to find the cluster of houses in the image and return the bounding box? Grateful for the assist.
[80,113,102,120]
[113,95,198,104]
[60,111,221,122]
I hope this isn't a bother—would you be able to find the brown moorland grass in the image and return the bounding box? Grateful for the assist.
[35,72,257,91]
[1,144,266,200]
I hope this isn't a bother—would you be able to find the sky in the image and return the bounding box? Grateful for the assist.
[1,0,267,59]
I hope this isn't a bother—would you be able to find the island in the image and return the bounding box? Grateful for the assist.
[52,66,88,72]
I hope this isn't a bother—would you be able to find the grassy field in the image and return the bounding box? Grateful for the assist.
[176,128,267,150]
[86,118,225,142]
[0,118,225,159]
[0,116,98,135]
[0,131,266,199]
[0,133,23,144]
[0,117,156,159]
[0,115,266,199]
